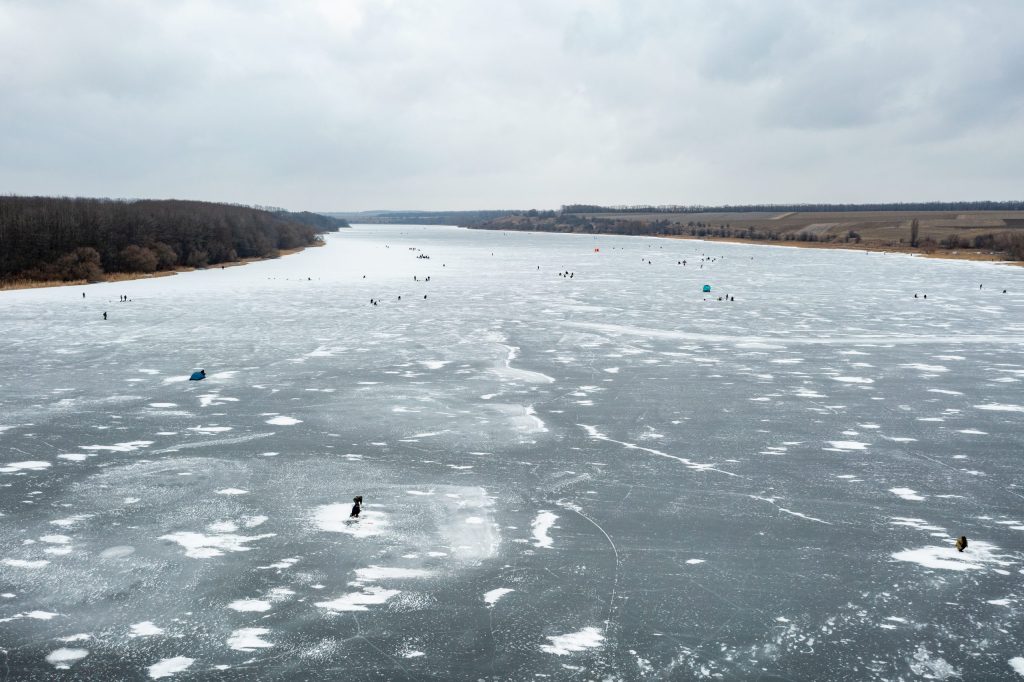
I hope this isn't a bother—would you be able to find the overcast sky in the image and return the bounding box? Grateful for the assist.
[2,1,1023,211]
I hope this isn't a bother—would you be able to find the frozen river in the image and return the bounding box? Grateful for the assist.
[1,225,1023,680]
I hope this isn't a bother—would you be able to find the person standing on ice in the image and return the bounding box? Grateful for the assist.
[350,496,362,518]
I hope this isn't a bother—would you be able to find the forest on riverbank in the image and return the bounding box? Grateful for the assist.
[0,196,348,285]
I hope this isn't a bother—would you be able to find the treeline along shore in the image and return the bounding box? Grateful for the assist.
[465,202,1024,263]
[0,196,349,288]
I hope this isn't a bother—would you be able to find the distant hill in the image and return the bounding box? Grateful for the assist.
[275,210,349,231]
[560,201,1024,214]
[468,203,1024,262]
[325,209,519,225]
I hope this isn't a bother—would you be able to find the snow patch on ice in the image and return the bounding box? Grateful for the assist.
[314,504,387,537]
[827,441,869,451]
[315,586,400,612]
[80,440,152,452]
[2,558,49,568]
[265,415,302,425]
[353,566,431,584]
[890,487,926,502]
[228,599,271,612]
[189,425,232,434]
[484,588,514,607]
[540,627,605,655]
[45,648,88,669]
[160,531,275,559]
[901,363,949,373]
[531,511,558,548]
[148,657,194,679]
[100,545,135,559]
[129,621,164,637]
[893,541,1014,571]
[908,645,958,680]
[976,403,1024,413]
[228,627,273,651]
[0,460,51,473]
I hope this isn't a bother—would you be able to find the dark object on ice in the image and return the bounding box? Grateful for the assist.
[189,369,206,381]
[350,496,363,518]
[955,536,967,552]
[914,293,918,298]
[103,311,107,320]
[702,284,711,293]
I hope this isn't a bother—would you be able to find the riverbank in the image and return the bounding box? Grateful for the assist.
[0,243,321,292]
[659,234,1024,265]
[469,207,1024,265]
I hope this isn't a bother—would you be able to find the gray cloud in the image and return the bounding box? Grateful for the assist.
[1,0,1022,209]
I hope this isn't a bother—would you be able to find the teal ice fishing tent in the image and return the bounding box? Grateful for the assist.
[702,284,712,293]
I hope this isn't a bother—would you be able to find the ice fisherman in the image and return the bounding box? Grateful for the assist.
[350,495,363,518]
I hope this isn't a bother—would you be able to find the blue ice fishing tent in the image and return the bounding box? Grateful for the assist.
[702,284,712,293]
[189,370,206,381]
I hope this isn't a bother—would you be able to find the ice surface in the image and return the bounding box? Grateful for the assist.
[1,225,1022,679]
